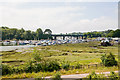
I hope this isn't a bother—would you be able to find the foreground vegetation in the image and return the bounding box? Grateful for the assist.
[2,66,118,79]
[87,71,119,79]
[1,41,118,79]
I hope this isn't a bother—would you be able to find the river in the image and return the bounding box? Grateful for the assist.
[0,45,36,51]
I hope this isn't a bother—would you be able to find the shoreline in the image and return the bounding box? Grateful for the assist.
[0,45,36,51]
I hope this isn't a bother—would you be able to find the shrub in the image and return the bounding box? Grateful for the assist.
[88,71,98,79]
[13,66,24,74]
[101,53,117,66]
[52,72,62,80]
[46,60,61,72]
[2,60,61,75]
[108,71,118,79]
[34,60,60,72]
[24,60,36,73]
[2,64,13,75]
[87,71,105,79]
[61,62,70,70]
[34,53,42,62]
[34,63,42,72]
[75,63,82,69]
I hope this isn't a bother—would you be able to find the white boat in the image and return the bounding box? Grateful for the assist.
[3,41,10,45]
[10,41,17,45]
[42,43,47,46]
[24,40,29,45]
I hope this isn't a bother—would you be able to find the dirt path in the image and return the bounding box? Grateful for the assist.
[12,71,118,80]
[45,71,118,79]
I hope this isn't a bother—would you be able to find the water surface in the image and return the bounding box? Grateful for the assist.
[0,45,36,51]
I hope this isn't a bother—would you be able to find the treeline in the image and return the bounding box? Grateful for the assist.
[69,29,120,38]
[1,26,120,40]
[1,27,52,40]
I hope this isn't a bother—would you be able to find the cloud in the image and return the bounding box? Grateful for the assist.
[65,16,118,33]
[0,2,117,33]
[0,4,85,33]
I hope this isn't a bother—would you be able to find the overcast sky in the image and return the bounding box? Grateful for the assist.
[0,0,119,33]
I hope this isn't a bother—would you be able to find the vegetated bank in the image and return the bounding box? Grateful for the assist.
[1,41,118,79]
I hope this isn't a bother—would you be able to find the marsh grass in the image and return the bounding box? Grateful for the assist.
[1,41,118,78]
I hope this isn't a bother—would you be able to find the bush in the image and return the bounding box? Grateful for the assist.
[24,60,36,73]
[34,63,42,72]
[52,72,62,80]
[88,71,98,79]
[2,64,27,75]
[101,53,117,66]
[87,71,105,79]
[2,64,13,75]
[61,62,70,70]
[34,53,42,62]
[47,60,61,72]
[34,60,60,72]
[75,63,82,69]
[2,59,61,75]
[13,66,24,74]
[108,71,118,79]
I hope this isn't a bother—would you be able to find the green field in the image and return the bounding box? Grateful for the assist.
[1,41,119,78]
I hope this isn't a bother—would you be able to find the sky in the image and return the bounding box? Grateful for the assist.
[0,0,119,34]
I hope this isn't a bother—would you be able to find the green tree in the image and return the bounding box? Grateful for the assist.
[44,29,52,34]
[23,30,32,40]
[44,29,52,39]
[36,28,43,40]
[31,31,37,40]
[20,28,25,40]
[107,31,114,37]
[14,30,21,40]
[113,29,120,37]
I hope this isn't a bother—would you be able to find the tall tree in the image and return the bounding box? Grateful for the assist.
[44,29,52,34]
[23,30,32,40]
[31,31,37,40]
[44,29,52,39]
[113,29,120,37]
[36,28,43,40]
